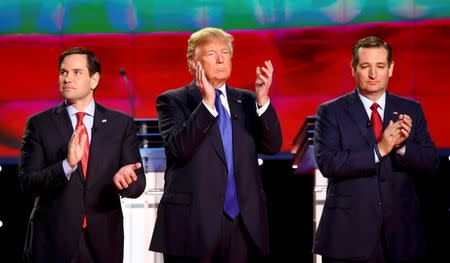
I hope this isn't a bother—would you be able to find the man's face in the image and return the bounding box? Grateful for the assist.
[59,54,98,104]
[351,47,394,100]
[192,37,232,88]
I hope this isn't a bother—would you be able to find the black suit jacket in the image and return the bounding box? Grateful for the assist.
[19,102,146,263]
[312,90,439,261]
[149,83,282,257]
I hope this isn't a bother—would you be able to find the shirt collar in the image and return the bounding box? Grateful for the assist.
[217,84,227,98]
[357,89,386,111]
[66,99,96,117]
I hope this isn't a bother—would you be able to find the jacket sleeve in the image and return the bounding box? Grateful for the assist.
[256,103,282,155]
[395,103,439,174]
[18,117,68,197]
[313,103,377,178]
[119,116,146,198]
[156,91,217,160]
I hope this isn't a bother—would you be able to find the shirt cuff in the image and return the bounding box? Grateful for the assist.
[374,147,382,163]
[256,98,270,116]
[203,100,218,117]
[396,145,406,156]
[62,159,77,180]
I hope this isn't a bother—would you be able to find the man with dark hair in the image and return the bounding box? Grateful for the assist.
[19,47,146,263]
[149,27,282,263]
[312,36,439,263]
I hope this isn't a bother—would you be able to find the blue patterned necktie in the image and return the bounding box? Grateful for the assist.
[215,89,240,219]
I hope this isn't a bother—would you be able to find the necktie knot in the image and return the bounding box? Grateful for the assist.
[76,112,86,128]
[370,103,379,111]
[215,90,222,108]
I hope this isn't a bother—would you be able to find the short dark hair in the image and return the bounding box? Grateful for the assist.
[58,47,101,76]
[352,36,392,67]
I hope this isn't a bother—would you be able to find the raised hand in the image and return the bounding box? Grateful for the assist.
[255,60,274,106]
[377,114,412,156]
[195,62,216,108]
[67,125,87,168]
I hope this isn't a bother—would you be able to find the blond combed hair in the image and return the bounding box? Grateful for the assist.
[186,27,234,73]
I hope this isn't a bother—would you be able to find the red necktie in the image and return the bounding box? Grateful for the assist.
[75,112,89,228]
[370,103,382,142]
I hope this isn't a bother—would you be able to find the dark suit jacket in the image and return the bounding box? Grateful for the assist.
[149,83,282,257]
[312,90,439,261]
[19,102,146,263]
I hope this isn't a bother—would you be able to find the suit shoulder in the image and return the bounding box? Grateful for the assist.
[96,103,134,121]
[388,93,421,108]
[229,87,256,100]
[158,85,189,99]
[27,104,62,123]
[318,91,353,109]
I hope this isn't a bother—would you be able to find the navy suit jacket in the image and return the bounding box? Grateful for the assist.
[312,90,439,261]
[19,102,146,263]
[149,82,282,257]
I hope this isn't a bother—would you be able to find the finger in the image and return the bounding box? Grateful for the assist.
[124,174,133,184]
[265,60,273,71]
[258,73,269,85]
[402,115,412,126]
[114,178,124,190]
[119,176,130,189]
[400,129,409,138]
[195,62,201,85]
[256,66,261,77]
[80,133,87,146]
[120,180,129,189]
[260,66,272,78]
[71,126,82,141]
[132,162,142,171]
[400,122,411,132]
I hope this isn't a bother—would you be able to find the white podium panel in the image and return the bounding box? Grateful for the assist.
[122,190,163,263]
[121,171,165,263]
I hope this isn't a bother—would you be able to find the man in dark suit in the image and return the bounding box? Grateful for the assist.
[312,36,439,263]
[149,27,282,262]
[19,47,146,263]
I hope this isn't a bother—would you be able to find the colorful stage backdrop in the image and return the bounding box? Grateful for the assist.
[1,1,449,158]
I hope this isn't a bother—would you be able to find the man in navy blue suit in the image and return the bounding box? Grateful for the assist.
[19,47,146,263]
[312,36,439,263]
[149,27,282,263]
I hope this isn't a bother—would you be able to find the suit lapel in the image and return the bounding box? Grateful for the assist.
[52,103,73,148]
[226,86,244,170]
[187,83,227,166]
[86,103,108,187]
[52,102,85,183]
[344,90,376,145]
[383,93,398,129]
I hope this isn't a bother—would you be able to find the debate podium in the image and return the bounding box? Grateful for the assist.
[291,116,326,263]
[121,118,164,263]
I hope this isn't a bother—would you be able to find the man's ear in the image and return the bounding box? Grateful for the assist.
[350,61,356,77]
[188,59,197,73]
[90,72,100,90]
[388,61,394,77]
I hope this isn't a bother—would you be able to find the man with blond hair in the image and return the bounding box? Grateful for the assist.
[149,27,282,263]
